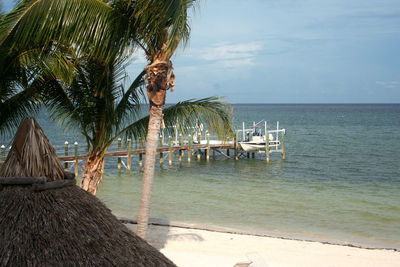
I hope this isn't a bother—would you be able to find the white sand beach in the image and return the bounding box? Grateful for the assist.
[125,223,400,267]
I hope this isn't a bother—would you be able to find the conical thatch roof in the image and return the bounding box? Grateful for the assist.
[0,118,176,266]
[0,117,64,181]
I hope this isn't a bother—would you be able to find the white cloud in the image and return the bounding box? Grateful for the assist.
[376,81,399,89]
[220,58,254,68]
[199,42,263,62]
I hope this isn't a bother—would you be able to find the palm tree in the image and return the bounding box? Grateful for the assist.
[42,53,147,195]
[132,0,198,238]
[47,54,232,195]
[2,44,232,196]
[0,0,118,133]
[1,0,230,238]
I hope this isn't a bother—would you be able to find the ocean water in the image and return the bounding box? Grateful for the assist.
[1,104,399,249]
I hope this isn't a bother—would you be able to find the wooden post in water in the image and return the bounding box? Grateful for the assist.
[188,134,192,163]
[242,122,246,140]
[252,121,256,158]
[206,132,210,162]
[117,138,122,171]
[234,131,239,160]
[64,141,69,169]
[139,138,143,168]
[276,121,280,151]
[179,134,183,162]
[1,145,5,161]
[265,121,270,163]
[74,142,79,177]
[246,132,250,158]
[159,134,164,166]
[127,139,132,171]
[168,136,172,167]
[197,132,201,161]
[212,148,215,160]
[281,130,285,160]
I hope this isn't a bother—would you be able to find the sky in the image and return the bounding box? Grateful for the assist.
[3,0,400,103]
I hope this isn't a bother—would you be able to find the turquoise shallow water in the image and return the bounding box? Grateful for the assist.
[1,104,400,249]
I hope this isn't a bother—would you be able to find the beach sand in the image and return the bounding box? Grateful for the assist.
[124,223,400,267]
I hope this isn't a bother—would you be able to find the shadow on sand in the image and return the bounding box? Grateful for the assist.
[120,216,204,250]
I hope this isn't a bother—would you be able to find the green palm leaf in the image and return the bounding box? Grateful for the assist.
[0,80,42,136]
[133,0,196,60]
[120,97,233,143]
[1,0,133,61]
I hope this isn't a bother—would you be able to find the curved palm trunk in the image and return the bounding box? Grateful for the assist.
[136,105,163,238]
[136,59,174,239]
[80,154,104,195]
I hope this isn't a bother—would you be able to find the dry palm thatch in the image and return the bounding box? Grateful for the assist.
[0,117,64,181]
[0,186,176,266]
[0,117,176,266]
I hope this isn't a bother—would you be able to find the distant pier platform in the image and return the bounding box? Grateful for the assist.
[1,121,286,174]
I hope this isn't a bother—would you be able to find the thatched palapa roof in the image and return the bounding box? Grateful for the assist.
[0,117,176,266]
[0,117,64,180]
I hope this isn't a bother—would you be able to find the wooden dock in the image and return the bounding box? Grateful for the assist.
[57,143,235,162]
[1,121,286,174]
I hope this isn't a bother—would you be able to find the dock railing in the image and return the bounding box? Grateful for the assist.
[0,121,286,171]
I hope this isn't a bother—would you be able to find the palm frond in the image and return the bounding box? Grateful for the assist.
[0,82,42,136]
[114,69,146,131]
[133,0,196,60]
[162,97,233,138]
[120,97,233,143]
[0,45,57,135]
[1,0,133,61]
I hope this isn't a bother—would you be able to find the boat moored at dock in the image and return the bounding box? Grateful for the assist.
[238,121,286,153]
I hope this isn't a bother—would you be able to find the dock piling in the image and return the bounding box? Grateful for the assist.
[168,136,172,166]
[265,121,270,163]
[282,130,285,160]
[188,134,192,163]
[64,141,69,169]
[74,142,79,177]
[197,132,201,161]
[242,122,245,140]
[234,131,239,160]
[127,139,132,171]
[117,138,122,171]
[179,134,183,162]
[206,132,210,162]
[139,138,143,168]
[159,134,164,166]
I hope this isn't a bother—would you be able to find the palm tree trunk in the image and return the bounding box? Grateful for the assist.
[80,154,104,195]
[136,59,173,239]
[136,104,163,239]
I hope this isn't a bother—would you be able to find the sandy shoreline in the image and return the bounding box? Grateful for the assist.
[124,222,400,267]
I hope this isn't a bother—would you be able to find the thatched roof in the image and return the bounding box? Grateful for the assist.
[0,186,176,266]
[0,117,176,266]
[0,117,64,181]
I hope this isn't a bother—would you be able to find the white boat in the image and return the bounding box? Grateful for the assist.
[239,134,280,152]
